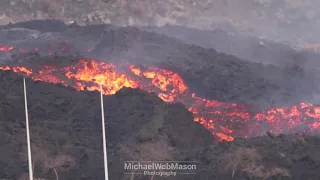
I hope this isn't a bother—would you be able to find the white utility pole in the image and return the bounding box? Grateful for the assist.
[100,84,109,180]
[23,78,33,180]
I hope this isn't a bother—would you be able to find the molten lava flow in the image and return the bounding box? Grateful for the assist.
[65,60,139,94]
[295,44,320,52]
[1,44,320,141]
[0,44,14,51]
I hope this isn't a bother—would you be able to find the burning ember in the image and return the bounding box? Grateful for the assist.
[1,44,320,142]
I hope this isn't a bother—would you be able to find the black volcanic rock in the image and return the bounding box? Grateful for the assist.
[141,25,297,66]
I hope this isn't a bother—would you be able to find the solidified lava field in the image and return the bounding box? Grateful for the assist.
[1,20,320,179]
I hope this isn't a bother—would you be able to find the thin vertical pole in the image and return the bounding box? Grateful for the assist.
[100,84,109,180]
[23,78,33,180]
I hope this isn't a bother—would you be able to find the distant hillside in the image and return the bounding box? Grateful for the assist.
[0,0,320,45]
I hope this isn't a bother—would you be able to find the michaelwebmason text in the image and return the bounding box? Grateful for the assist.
[124,162,196,170]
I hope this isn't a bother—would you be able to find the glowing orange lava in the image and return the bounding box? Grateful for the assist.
[1,44,320,142]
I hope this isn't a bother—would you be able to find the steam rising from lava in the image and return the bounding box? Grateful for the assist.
[1,44,320,141]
